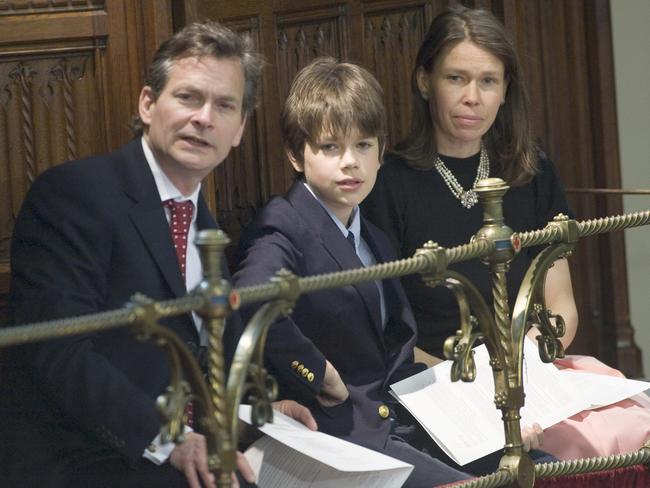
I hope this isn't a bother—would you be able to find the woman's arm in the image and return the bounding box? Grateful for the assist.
[527,258,578,350]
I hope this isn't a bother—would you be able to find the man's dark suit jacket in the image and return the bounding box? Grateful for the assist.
[234,181,425,451]
[0,138,239,484]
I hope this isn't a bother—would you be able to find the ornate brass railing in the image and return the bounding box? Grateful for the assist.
[1,177,650,487]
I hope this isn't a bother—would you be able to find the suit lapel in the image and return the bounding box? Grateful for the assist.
[196,195,217,231]
[116,139,186,298]
[287,182,384,339]
[362,221,418,341]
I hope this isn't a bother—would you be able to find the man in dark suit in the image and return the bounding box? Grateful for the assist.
[234,58,472,487]
[0,21,315,488]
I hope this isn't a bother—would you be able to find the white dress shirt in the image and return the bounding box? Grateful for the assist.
[141,137,200,464]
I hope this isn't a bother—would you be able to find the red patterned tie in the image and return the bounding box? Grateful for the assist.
[164,199,195,280]
[164,199,195,427]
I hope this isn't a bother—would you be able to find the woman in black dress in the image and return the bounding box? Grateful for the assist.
[363,4,650,461]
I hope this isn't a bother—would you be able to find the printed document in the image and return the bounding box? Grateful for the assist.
[239,404,413,488]
[390,339,650,465]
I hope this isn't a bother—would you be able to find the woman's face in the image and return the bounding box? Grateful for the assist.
[417,40,507,157]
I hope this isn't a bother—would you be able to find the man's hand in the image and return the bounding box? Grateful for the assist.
[170,433,256,488]
[315,360,349,407]
[521,423,544,452]
[272,399,318,430]
[235,451,255,487]
[169,432,215,488]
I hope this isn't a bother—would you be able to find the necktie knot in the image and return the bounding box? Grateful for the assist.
[164,199,194,221]
[164,199,194,279]
[346,231,356,250]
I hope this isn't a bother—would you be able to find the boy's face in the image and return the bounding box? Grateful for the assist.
[290,128,380,225]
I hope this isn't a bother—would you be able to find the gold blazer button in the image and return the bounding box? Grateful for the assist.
[378,404,390,419]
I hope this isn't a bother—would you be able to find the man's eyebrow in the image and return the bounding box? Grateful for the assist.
[214,95,240,102]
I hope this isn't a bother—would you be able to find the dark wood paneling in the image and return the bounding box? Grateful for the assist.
[2,1,632,373]
[0,0,173,310]
[176,0,641,375]
[362,2,432,147]
[583,0,640,374]
[0,7,109,281]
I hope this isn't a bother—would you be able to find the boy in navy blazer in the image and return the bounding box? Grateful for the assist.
[234,58,472,487]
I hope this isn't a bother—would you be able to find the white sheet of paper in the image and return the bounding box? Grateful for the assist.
[239,404,413,488]
[561,370,650,409]
[390,339,650,466]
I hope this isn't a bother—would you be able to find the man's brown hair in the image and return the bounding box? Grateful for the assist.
[132,21,264,134]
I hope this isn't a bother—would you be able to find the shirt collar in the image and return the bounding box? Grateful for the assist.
[302,181,360,251]
[141,137,200,217]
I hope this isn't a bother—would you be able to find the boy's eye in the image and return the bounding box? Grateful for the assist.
[319,143,338,152]
[357,140,374,150]
[446,74,463,83]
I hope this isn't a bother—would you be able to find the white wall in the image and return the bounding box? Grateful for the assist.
[610,0,650,377]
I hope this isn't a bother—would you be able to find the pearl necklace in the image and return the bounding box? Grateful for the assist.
[434,145,490,209]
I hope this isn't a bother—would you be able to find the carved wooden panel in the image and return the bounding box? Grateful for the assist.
[0,1,104,14]
[0,55,103,261]
[0,0,172,319]
[273,7,348,189]
[211,18,268,260]
[0,2,109,278]
[275,7,347,98]
[362,2,432,147]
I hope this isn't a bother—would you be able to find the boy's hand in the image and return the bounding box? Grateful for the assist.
[521,422,544,452]
[272,399,318,430]
[414,346,443,368]
[316,360,349,406]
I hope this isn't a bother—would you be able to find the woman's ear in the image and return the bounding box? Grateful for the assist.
[501,78,510,105]
[416,67,430,100]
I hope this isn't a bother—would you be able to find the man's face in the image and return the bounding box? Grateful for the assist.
[139,56,247,194]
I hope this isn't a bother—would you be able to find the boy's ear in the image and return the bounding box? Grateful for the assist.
[286,150,304,173]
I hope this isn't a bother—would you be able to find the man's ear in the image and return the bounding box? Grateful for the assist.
[286,149,304,173]
[138,86,155,126]
[231,115,247,148]
[415,67,430,100]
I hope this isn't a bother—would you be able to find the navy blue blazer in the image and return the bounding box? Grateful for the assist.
[0,138,239,479]
[234,181,424,450]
